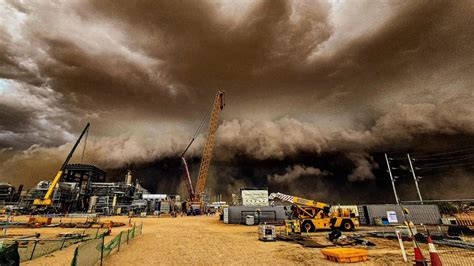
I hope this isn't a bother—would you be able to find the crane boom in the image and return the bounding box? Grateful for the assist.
[33,123,90,206]
[195,91,225,199]
[181,157,195,200]
[269,192,330,210]
[269,192,359,232]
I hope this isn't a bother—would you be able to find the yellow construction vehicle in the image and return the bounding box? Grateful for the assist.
[269,192,359,232]
[180,91,225,213]
[33,123,90,207]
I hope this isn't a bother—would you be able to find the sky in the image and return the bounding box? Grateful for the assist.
[0,0,473,202]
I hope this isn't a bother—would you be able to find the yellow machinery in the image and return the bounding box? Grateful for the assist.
[180,91,225,211]
[284,220,301,235]
[33,123,90,207]
[269,192,359,232]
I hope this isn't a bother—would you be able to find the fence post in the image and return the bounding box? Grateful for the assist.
[117,231,122,252]
[30,240,38,260]
[60,236,67,250]
[96,228,99,238]
[100,233,105,266]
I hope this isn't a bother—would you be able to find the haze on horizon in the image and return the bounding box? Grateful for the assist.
[0,0,473,202]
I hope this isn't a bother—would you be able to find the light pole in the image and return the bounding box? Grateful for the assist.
[385,153,400,205]
[407,153,423,204]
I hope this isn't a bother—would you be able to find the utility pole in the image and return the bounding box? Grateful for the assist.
[385,153,400,205]
[407,153,423,204]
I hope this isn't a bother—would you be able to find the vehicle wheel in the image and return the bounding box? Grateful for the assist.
[340,220,354,231]
[301,220,315,233]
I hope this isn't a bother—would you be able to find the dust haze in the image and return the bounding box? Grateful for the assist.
[0,0,473,202]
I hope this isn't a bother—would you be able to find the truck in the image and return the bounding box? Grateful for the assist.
[269,192,359,232]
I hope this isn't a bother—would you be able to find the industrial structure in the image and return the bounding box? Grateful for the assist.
[33,123,91,207]
[10,122,170,215]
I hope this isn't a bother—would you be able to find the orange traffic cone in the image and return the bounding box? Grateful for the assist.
[427,235,442,266]
[413,238,427,266]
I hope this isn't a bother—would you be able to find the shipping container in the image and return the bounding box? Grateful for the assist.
[226,206,287,224]
[357,204,441,225]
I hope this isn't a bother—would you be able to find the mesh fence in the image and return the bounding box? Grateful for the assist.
[72,223,143,266]
[4,228,109,262]
[71,238,103,266]
[364,222,474,265]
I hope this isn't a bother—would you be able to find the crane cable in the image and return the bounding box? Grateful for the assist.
[192,102,213,139]
[181,98,214,156]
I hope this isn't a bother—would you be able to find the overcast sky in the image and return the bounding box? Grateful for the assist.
[0,0,473,193]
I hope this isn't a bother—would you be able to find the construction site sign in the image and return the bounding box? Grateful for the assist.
[241,190,269,206]
[387,211,398,223]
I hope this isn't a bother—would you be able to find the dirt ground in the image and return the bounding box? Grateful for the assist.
[105,216,411,266]
[0,215,131,266]
[2,215,455,265]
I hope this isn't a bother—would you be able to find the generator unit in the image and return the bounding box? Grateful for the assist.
[258,224,276,242]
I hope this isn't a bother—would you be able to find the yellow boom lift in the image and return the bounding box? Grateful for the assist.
[269,192,359,232]
[180,91,225,211]
[33,123,90,207]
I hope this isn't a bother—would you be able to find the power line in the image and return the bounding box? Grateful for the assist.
[413,146,474,159]
[413,153,474,161]
[418,161,474,170]
[417,165,474,177]
[415,154,474,167]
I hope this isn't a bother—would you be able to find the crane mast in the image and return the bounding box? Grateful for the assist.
[195,91,225,200]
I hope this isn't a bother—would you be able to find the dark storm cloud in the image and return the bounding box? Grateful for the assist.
[0,0,473,196]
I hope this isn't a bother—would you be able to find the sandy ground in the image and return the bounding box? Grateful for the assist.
[3,215,470,265]
[0,215,131,266]
[105,216,411,266]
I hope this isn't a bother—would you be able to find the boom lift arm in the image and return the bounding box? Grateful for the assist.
[33,123,91,206]
[270,192,359,231]
[269,192,331,218]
